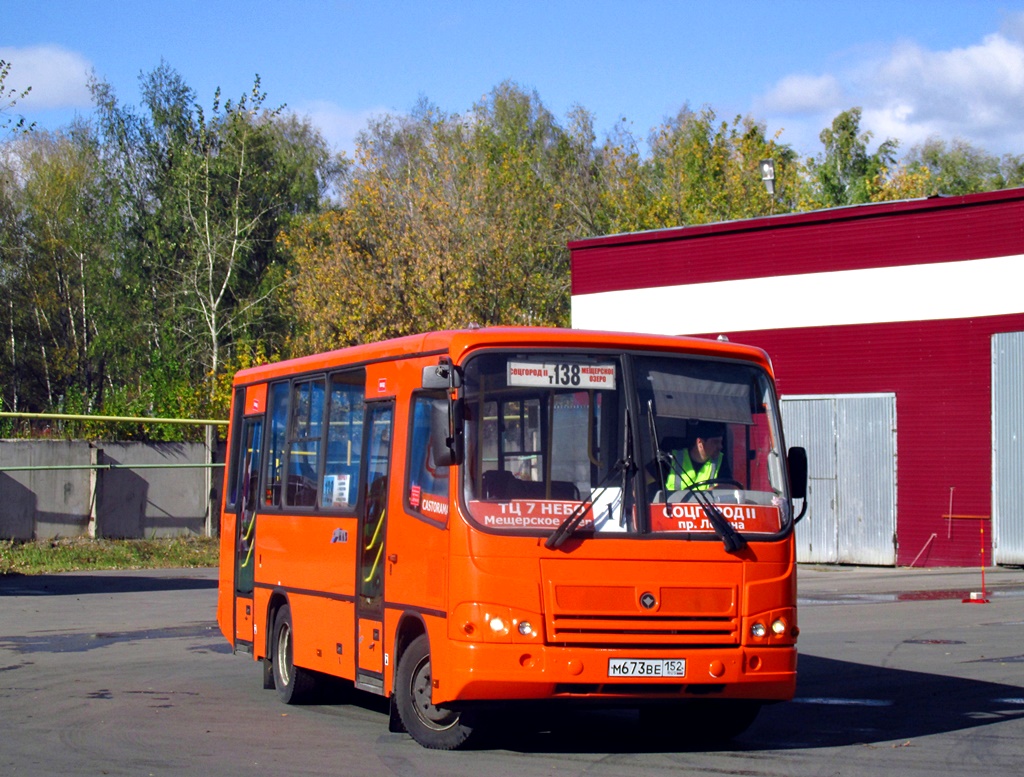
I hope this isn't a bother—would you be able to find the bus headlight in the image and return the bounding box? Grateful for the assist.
[451,603,541,643]
[746,610,797,644]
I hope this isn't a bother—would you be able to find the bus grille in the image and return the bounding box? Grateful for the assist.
[548,613,738,646]
[541,559,740,648]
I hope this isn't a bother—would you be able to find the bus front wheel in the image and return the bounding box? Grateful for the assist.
[272,604,316,704]
[395,635,478,750]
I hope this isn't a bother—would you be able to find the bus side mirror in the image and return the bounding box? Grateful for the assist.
[422,366,449,389]
[423,358,465,465]
[429,399,464,467]
[422,359,462,390]
[788,446,808,501]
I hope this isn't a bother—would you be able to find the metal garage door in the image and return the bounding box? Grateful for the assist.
[782,394,897,565]
[993,332,1024,565]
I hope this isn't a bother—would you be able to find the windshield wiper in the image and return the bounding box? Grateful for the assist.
[546,408,636,551]
[676,470,747,554]
[650,401,745,554]
[646,400,672,486]
[544,459,630,550]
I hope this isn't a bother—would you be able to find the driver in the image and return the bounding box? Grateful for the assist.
[665,421,726,491]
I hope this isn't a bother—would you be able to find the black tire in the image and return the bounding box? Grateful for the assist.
[271,604,317,704]
[395,634,478,750]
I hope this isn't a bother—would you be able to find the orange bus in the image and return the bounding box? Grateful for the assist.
[217,327,807,749]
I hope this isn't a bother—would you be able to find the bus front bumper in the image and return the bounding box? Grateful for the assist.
[433,641,797,705]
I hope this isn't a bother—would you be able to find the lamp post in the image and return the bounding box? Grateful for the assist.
[759,159,776,196]
[759,158,776,214]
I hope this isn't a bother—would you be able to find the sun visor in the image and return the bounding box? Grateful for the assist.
[649,372,753,424]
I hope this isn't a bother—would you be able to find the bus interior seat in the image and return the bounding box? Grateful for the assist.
[482,469,516,499]
[482,470,580,501]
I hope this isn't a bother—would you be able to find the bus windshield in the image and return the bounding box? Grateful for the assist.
[460,350,791,540]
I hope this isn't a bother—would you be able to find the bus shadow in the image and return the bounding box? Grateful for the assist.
[477,654,1024,753]
[0,572,217,597]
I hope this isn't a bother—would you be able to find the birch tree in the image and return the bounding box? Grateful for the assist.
[1,58,33,134]
[90,64,337,408]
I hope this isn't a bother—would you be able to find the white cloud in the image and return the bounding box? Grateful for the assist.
[862,32,1024,152]
[0,45,93,110]
[756,73,844,115]
[1000,9,1024,44]
[756,12,1024,157]
[293,100,389,158]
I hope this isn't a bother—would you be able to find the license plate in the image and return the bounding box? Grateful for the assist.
[607,658,686,678]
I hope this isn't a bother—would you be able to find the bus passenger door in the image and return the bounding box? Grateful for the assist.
[356,401,393,692]
[234,417,263,648]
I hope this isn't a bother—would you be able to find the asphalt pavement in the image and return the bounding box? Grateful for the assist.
[2,562,1023,776]
[796,562,1024,601]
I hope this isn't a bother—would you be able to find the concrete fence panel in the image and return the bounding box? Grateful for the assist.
[0,440,217,540]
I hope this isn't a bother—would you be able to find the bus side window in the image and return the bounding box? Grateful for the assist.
[286,378,325,507]
[322,370,366,510]
[406,394,450,520]
[225,387,245,508]
[263,382,289,507]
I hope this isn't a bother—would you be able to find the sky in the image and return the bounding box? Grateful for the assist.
[5,1,1024,161]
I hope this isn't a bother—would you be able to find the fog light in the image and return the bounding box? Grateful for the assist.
[517,620,534,636]
[772,619,787,635]
[751,622,767,638]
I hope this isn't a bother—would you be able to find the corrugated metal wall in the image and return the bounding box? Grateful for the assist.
[783,394,897,565]
[782,398,838,563]
[993,332,1024,565]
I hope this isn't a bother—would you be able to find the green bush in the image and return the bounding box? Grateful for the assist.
[0,537,220,575]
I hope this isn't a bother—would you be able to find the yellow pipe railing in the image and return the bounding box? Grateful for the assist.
[0,411,227,426]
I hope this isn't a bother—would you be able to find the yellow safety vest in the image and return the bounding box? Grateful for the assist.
[666,449,722,491]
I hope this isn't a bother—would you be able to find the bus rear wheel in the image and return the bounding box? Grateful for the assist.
[395,634,478,750]
[272,604,316,704]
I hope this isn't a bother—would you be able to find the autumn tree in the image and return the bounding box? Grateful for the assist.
[890,137,1024,196]
[286,83,598,352]
[865,163,935,202]
[7,69,1024,433]
[466,83,586,325]
[804,107,898,208]
[599,106,798,232]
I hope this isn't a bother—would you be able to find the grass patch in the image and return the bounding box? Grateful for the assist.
[0,536,220,575]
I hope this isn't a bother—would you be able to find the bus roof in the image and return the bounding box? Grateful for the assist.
[231,327,773,385]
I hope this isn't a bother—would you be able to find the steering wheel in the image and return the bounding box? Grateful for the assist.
[672,478,744,502]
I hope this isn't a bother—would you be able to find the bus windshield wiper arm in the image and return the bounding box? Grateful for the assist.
[652,401,743,554]
[544,456,633,550]
[665,450,746,554]
[693,487,746,553]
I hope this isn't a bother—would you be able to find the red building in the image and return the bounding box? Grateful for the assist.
[570,188,1024,567]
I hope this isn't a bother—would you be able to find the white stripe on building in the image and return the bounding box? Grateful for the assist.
[571,253,1024,334]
